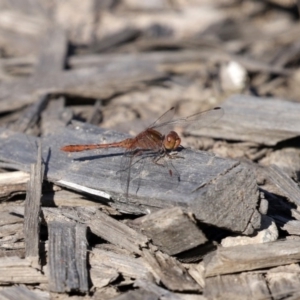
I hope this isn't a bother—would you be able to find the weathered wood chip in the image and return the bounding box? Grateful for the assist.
[88,210,149,255]
[266,264,300,299]
[0,285,49,300]
[90,247,151,286]
[204,273,271,300]
[111,288,158,300]
[194,95,300,146]
[130,207,207,255]
[142,248,199,292]
[0,256,46,284]
[204,239,300,277]
[24,141,43,258]
[0,171,29,200]
[48,221,88,293]
[134,279,183,300]
[265,165,300,207]
[0,206,24,227]
[90,266,119,289]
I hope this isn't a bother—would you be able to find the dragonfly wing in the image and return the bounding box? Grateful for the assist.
[152,107,224,132]
[118,149,148,198]
[149,107,176,129]
[118,151,133,197]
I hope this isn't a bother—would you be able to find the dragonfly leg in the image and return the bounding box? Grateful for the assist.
[152,153,167,167]
[166,152,184,159]
[153,158,165,167]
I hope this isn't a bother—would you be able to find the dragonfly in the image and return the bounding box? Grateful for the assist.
[61,106,223,198]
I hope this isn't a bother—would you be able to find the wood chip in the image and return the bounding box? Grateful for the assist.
[24,141,42,258]
[48,221,88,293]
[130,207,207,255]
[90,247,151,284]
[266,264,300,299]
[88,210,149,255]
[204,240,300,277]
[194,95,300,146]
[0,171,29,200]
[264,165,300,207]
[0,285,49,300]
[0,256,46,284]
[204,273,271,300]
[142,248,199,292]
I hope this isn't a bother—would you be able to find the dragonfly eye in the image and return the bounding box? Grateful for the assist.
[164,131,181,150]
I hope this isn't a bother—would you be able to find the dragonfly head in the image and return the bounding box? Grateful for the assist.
[163,131,181,151]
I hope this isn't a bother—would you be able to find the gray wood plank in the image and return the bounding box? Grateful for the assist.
[193,95,300,146]
[204,239,300,277]
[24,141,42,257]
[0,125,260,233]
[48,221,88,293]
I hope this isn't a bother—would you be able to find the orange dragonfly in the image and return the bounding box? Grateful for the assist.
[61,106,223,197]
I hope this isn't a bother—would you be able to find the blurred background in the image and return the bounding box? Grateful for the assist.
[0,0,299,140]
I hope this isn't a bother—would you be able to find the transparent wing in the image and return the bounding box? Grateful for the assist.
[151,107,223,133]
[118,151,134,197]
[149,107,176,129]
[118,149,150,198]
